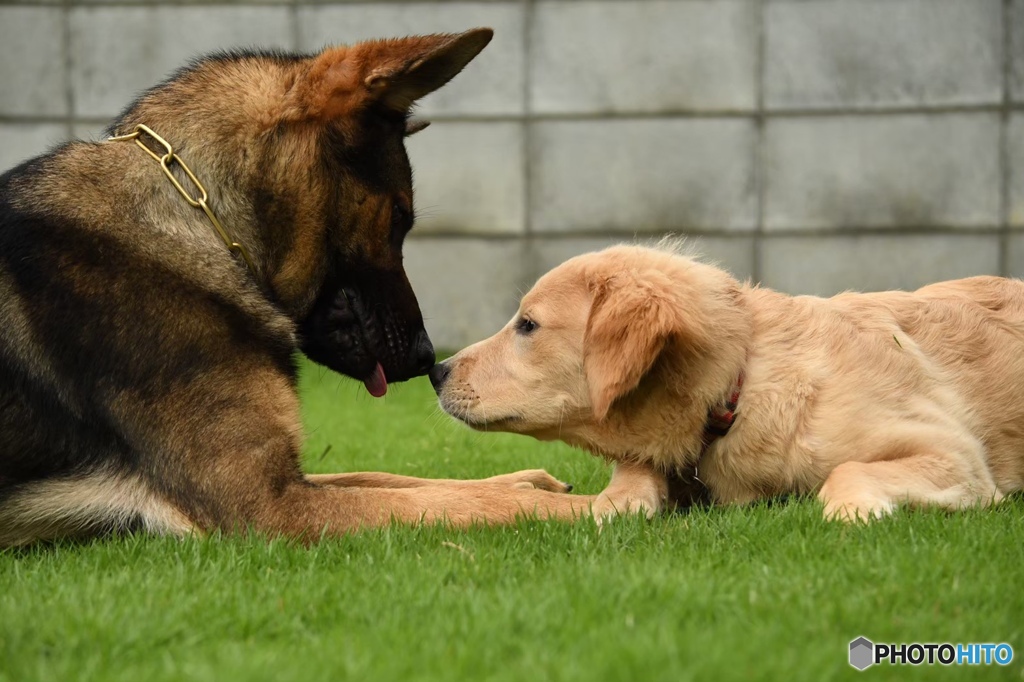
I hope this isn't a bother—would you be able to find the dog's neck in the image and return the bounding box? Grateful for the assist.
[108,125,259,276]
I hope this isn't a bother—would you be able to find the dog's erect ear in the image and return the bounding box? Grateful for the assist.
[285,28,493,121]
[405,118,431,136]
[583,271,710,422]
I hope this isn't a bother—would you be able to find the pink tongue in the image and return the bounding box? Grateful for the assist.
[363,362,388,398]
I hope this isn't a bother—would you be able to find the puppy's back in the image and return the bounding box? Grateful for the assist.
[885,276,1024,489]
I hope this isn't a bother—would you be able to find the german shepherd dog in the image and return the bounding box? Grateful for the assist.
[0,29,591,546]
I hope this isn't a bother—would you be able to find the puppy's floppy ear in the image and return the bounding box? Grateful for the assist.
[584,270,711,422]
[284,28,492,121]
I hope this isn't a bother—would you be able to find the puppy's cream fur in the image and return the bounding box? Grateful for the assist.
[436,243,1024,521]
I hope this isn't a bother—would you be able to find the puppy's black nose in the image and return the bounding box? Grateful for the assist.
[428,361,451,392]
[413,330,435,375]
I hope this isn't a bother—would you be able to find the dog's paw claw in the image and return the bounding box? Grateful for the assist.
[487,469,571,493]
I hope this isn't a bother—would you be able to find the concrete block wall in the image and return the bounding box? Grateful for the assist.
[0,0,1019,350]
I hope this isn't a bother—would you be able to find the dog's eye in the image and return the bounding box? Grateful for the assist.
[391,201,412,234]
[515,317,538,335]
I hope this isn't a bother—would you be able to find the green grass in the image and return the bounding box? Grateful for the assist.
[2,358,1023,682]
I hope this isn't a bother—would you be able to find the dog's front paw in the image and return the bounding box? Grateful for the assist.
[484,469,573,493]
[591,489,663,526]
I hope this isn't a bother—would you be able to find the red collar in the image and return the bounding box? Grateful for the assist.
[701,371,744,449]
[688,371,744,493]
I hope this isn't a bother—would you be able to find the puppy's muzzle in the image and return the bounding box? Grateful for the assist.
[428,360,451,392]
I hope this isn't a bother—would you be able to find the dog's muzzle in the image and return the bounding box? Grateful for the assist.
[299,282,434,394]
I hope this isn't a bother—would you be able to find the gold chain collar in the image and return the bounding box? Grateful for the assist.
[107,124,256,273]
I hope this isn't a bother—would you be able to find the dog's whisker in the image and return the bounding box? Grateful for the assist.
[413,205,440,221]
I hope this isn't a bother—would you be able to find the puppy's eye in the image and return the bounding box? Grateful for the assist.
[516,317,538,335]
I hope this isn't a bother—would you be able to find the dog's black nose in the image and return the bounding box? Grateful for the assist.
[413,330,435,375]
[428,361,451,392]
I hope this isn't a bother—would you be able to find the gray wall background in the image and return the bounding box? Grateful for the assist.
[0,0,1020,350]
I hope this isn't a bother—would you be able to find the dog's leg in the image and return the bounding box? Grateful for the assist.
[818,452,1003,522]
[590,461,668,525]
[269,482,597,535]
[307,469,571,492]
[171,456,596,538]
[138,368,595,537]
[175,452,596,538]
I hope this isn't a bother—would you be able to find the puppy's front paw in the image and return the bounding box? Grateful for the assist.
[591,489,663,526]
[818,465,895,523]
[821,496,894,523]
[485,469,573,493]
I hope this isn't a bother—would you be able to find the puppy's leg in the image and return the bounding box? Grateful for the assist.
[307,469,571,492]
[591,461,668,525]
[819,453,1002,522]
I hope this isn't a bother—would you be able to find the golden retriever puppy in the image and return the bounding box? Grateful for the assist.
[429,243,1024,522]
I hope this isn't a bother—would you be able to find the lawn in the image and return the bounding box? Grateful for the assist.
[1,357,1022,681]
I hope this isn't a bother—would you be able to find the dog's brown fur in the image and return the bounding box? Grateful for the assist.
[0,30,592,547]
[434,243,1024,522]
